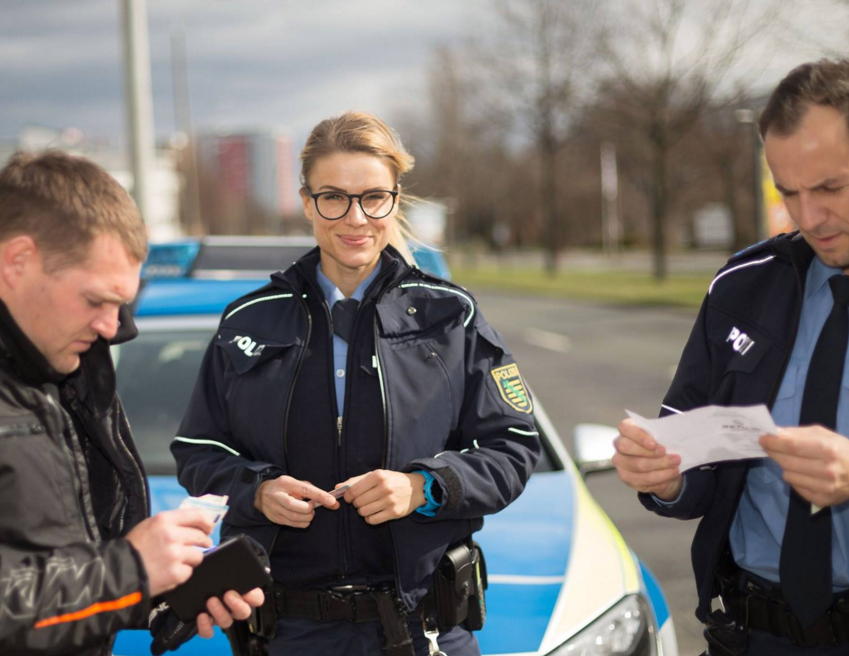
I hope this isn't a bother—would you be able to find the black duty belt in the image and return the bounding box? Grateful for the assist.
[273,583,416,656]
[273,584,383,623]
[721,568,849,647]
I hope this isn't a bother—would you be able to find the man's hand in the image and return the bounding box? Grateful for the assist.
[196,588,265,638]
[612,418,683,501]
[341,470,426,525]
[126,508,213,597]
[254,475,339,528]
[760,426,849,508]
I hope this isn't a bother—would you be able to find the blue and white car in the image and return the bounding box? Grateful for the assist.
[112,237,678,656]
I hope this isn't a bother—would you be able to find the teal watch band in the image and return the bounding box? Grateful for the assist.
[414,470,441,517]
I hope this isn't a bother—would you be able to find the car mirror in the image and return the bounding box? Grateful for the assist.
[572,423,618,477]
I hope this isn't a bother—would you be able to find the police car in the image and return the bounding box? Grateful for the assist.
[112,237,678,656]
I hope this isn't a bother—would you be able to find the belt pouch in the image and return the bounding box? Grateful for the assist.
[432,541,473,630]
[466,542,487,631]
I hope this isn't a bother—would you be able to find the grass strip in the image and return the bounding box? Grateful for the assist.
[452,267,712,308]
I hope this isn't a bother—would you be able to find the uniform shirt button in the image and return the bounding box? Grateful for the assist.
[407,307,417,315]
[336,369,345,378]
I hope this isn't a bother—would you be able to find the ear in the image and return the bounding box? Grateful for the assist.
[300,187,315,223]
[0,235,40,290]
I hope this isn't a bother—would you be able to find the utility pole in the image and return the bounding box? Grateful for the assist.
[171,27,203,234]
[600,142,620,254]
[735,109,765,242]
[120,0,156,222]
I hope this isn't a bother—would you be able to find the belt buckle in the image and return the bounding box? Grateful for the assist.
[322,589,352,622]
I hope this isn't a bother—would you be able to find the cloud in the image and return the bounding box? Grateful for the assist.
[0,0,490,143]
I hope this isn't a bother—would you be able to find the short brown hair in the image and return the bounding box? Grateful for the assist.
[759,59,849,139]
[0,150,148,270]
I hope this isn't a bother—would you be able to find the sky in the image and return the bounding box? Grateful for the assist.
[1,0,847,155]
[0,0,493,150]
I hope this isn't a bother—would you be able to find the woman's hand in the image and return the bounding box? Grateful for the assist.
[341,470,426,525]
[254,475,339,528]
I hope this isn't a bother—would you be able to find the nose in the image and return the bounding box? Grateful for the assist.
[91,306,120,341]
[343,197,368,226]
[795,192,828,231]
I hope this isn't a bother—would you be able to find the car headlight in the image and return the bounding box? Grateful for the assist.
[546,595,655,656]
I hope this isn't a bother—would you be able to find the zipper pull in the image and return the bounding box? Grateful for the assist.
[337,416,343,446]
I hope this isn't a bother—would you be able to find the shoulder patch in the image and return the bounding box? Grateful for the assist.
[490,363,533,414]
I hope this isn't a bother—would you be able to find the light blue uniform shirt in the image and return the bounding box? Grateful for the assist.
[729,256,849,591]
[316,262,381,416]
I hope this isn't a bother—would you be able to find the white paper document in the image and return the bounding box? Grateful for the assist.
[626,404,777,472]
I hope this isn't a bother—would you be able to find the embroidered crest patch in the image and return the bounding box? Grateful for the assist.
[490,363,533,414]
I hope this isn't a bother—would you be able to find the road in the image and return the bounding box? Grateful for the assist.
[471,289,704,655]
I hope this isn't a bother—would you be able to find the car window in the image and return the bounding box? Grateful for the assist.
[112,329,211,475]
[114,325,561,475]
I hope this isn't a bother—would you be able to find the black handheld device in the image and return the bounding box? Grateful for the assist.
[163,535,272,622]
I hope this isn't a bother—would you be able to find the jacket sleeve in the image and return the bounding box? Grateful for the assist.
[0,538,149,655]
[638,293,716,520]
[404,307,541,520]
[171,337,284,527]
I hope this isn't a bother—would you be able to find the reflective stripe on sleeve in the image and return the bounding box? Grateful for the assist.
[172,436,241,456]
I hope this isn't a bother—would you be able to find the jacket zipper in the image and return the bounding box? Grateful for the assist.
[283,291,312,456]
[370,262,410,604]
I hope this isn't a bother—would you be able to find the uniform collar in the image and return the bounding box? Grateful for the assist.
[316,261,383,306]
[806,256,844,299]
[273,245,409,298]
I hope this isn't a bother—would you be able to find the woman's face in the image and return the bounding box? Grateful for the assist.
[302,152,398,281]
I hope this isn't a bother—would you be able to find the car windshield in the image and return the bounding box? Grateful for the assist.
[114,321,560,475]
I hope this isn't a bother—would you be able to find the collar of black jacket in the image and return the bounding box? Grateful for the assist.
[271,244,410,296]
[0,297,67,385]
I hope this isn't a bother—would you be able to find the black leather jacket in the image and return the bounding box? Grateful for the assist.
[0,303,151,656]
[172,246,541,611]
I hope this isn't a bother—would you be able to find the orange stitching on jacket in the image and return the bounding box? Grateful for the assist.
[33,591,142,629]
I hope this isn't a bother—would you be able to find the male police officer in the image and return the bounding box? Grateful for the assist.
[613,59,849,655]
[0,151,262,655]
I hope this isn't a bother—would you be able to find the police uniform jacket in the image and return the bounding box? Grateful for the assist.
[172,246,541,612]
[0,303,151,656]
[639,231,817,622]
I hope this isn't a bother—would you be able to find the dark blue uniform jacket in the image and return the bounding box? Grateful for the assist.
[639,231,815,622]
[172,246,540,611]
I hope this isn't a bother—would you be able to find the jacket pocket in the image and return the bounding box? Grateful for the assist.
[377,295,467,348]
[216,328,298,375]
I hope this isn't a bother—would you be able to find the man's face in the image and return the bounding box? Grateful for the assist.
[9,233,141,374]
[765,104,849,270]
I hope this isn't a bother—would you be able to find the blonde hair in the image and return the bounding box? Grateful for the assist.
[0,150,147,270]
[300,111,417,263]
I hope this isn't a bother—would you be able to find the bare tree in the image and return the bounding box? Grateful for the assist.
[474,0,603,273]
[598,0,785,280]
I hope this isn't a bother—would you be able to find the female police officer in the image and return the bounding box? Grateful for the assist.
[171,111,540,656]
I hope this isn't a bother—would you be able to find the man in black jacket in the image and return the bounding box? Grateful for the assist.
[614,60,849,655]
[0,151,262,656]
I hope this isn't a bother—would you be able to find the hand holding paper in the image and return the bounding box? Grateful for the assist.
[626,405,775,473]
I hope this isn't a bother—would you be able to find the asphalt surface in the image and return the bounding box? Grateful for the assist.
[471,289,705,656]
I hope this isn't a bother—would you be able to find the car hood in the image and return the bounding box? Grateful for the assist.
[475,466,641,656]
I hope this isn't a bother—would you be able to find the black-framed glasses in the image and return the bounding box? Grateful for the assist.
[304,187,399,220]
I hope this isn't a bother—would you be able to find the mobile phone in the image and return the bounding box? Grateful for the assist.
[163,535,271,622]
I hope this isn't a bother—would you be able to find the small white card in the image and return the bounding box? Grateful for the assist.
[626,404,776,473]
[180,494,229,527]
